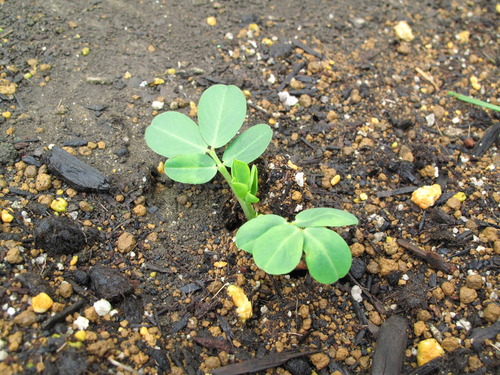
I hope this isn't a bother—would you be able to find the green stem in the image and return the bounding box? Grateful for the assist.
[447,91,500,112]
[207,149,257,221]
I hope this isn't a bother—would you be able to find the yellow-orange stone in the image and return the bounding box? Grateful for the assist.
[411,184,442,209]
[417,338,444,366]
[227,285,252,323]
[32,293,54,313]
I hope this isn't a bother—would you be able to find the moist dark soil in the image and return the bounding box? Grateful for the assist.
[0,1,499,374]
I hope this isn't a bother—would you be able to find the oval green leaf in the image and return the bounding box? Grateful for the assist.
[164,153,217,184]
[249,164,258,195]
[231,159,251,184]
[244,192,259,204]
[145,112,208,157]
[198,85,247,148]
[303,227,352,284]
[253,224,304,275]
[222,124,273,167]
[235,214,287,254]
[294,207,358,228]
[231,181,248,200]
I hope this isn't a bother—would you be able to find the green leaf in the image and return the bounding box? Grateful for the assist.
[253,224,304,275]
[198,85,247,148]
[231,182,248,200]
[231,159,251,184]
[164,153,217,184]
[294,208,358,228]
[303,227,352,284]
[244,192,259,203]
[249,164,258,196]
[448,91,500,112]
[145,112,208,157]
[235,214,287,253]
[222,124,273,167]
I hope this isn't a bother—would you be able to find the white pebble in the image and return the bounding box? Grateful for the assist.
[152,101,164,110]
[425,113,435,126]
[294,204,303,212]
[278,91,298,106]
[93,299,112,316]
[73,316,89,330]
[351,285,363,303]
[295,172,304,187]
[456,318,471,332]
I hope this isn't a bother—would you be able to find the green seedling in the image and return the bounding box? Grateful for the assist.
[145,84,358,284]
[235,208,358,284]
[447,91,500,112]
[145,84,272,220]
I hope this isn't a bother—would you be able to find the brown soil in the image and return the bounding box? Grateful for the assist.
[0,0,499,374]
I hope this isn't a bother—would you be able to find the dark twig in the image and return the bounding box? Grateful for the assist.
[300,137,315,150]
[212,348,325,375]
[277,62,306,92]
[247,101,270,116]
[268,275,284,299]
[376,186,417,198]
[292,40,324,59]
[372,315,409,375]
[397,239,456,274]
[471,122,500,157]
[143,262,173,273]
[42,299,86,330]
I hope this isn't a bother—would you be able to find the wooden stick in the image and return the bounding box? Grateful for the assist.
[397,239,456,274]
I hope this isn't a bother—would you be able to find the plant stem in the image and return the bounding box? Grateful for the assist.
[207,149,257,221]
[447,91,500,112]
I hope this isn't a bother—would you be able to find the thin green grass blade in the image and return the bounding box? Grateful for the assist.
[448,91,500,112]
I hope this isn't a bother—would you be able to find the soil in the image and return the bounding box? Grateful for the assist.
[0,0,499,374]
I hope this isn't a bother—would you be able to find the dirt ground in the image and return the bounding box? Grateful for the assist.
[0,0,499,374]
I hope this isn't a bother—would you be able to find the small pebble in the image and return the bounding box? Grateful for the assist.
[299,304,310,319]
[441,337,460,352]
[299,94,312,107]
[394,20,415,42]
[58,282,73,298]
[133,204,147,216]
[441,281,455,296]
[459,286,477,304]
[206,16,217,26]
[417,338,444,366]
[79,201,93,212]
[465,274,483,290]
[50,198,68,212]
[1,209,14,223]
[13,310,36,326]
[414,321,427,336]
[378,258,398,276]
[116,232,136,252]
[411,184,442,209]
[310,352,330,370]
[5,247,22,264]
[93,299,112,316]
[32,292,53,313]
[35,173,52,191]
[483,303,500,323]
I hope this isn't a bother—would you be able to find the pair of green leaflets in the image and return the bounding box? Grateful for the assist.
[145,84,358,284]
